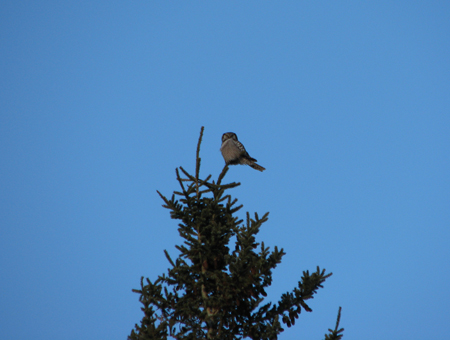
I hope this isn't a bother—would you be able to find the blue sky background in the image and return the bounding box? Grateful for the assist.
[1,2,449,339]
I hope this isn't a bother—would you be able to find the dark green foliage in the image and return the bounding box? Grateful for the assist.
[129,127,341,340]
[324,307,344,340]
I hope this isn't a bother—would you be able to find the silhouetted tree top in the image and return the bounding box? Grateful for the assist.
[129,127,342,340]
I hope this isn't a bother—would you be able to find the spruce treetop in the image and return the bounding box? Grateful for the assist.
[129,127,342,340]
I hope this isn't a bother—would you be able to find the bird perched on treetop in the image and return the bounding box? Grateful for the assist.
[220,132,265,172]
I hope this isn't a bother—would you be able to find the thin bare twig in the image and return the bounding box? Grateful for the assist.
[195,126,204,198]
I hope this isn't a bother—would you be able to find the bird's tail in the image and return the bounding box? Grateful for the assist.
[250,163,265,172]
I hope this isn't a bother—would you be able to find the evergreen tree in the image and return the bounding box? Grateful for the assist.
[129,127,343,340]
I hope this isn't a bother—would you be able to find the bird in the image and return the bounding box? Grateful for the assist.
[220,132,265,172]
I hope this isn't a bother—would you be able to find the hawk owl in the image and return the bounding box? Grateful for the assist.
[220,132,265,172]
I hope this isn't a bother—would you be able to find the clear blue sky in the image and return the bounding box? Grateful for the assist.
[1,2,449,339]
